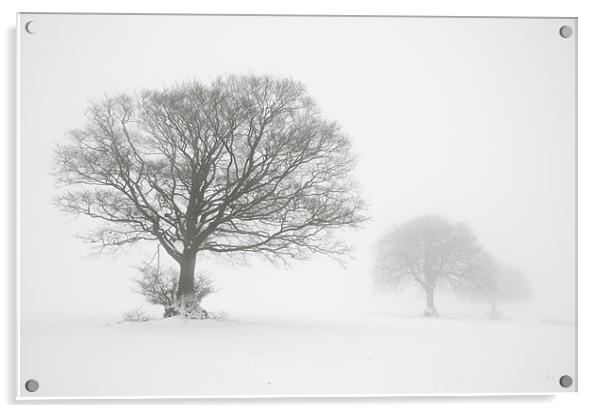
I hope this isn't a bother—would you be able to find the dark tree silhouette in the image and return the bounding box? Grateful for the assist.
[55,75,366,310]
[374,215,495,317]
[486,265,531,319]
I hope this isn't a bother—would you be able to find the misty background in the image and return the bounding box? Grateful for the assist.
[19,15,575,325]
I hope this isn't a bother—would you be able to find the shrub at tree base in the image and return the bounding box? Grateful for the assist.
[177,294,209,319]
[163,306,179,318]
[121,307,151,322]
[134,265,215,319]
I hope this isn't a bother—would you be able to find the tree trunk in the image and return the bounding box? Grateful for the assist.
[488,299,502,320]
[177,250,196,300]
[174,250,208,319]
[423,286,439,317]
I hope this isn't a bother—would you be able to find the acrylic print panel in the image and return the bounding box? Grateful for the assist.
[17,13,576,398]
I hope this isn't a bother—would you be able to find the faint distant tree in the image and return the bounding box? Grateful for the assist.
[486,265,531,320]
[54,75,367,313]
[374,215,496,317]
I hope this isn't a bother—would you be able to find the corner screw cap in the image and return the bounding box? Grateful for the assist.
[559,375,573,388]
[559,25,573,38]
[25,379,39,392]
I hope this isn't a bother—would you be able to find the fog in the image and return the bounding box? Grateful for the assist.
[19,14,575,325]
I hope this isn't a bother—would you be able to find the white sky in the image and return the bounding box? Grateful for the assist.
[18,14,576,323]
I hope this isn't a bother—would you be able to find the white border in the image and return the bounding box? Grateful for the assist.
[15,10,22,404]
[13,11,578,402]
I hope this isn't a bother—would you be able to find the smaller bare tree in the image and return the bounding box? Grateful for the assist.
[486,265,531,320]
[134,265,216,318]
[374,215,496,317]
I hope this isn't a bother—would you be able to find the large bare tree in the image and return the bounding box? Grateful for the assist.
[374,215,495,317]
[55,75,366,309]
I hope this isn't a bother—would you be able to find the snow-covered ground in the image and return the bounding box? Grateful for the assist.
[18,254,576,398]
[19,311,575,398]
